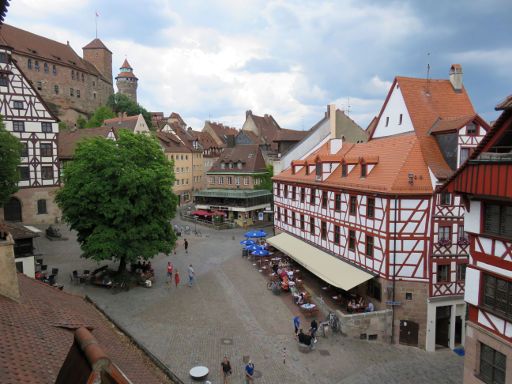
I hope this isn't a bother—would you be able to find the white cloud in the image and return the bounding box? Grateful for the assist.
[447,48,512,78]
[365,76,392,96]
[9,0,90,19]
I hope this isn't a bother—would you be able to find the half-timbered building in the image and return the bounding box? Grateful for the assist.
[0,43,60,224]
[442,95,512,383]
[271,65,489,350]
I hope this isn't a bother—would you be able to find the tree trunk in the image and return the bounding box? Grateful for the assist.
[117,257,127,274]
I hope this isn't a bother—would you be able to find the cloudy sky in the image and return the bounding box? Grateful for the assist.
[7,0,511,130]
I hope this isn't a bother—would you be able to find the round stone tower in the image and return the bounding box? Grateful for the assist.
[115,58,138,102]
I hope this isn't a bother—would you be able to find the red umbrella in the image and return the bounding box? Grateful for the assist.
[191,210,211,216]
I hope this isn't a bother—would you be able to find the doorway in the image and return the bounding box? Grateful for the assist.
[399,320,419,346]
[435,305,451,348]
[4,197,22,222]
[455,316,462,345]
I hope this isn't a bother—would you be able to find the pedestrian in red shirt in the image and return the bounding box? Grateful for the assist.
[166,261,173,285]
[174,270,180,287]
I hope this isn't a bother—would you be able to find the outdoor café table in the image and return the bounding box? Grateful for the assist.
[271,257,281,261]
[300,303,318,316]
[189,366,209,380]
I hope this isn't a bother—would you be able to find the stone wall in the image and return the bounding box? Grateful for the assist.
[381,279,429,348]
[336,309,393,343]
[14,52,114,125]
[464,322,512,384]
[0,186,61,225]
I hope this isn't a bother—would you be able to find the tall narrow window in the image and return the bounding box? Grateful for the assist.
[366,235,374,258]
[300,187,305,203]
[367,198,375,218]
[0,75,7,86]
[52,65,57,75]
[284,209,288,224]
[440,192,452,206]
[37,199,47,214]
[348,230,356,251]
[341,163,348,177]
[321,221,327,240]
[28,58,32,69]
[361,163,367,178]
[460,147,471,164]
[292,186,296,200]
[310,188,316,205]
[70,88,74,96]
[276,208,280,222]
[322,191,328,209]
[349,196,357,215]
[438,226,451,241]
[54,85,59,94]
[437,264,450,283]
[335,193,341,211]
[310,217,315,234]
[334,225,340,244]
[398,114,403,125]
[385,116,389,127]
[484,203,512,240]
[300,214,305,230]
[284,184,288,198]
[20,142,28,157]
[19,166,30,181]
[456,263,467,282]
[44,62,49,73]
[291,212,296,227]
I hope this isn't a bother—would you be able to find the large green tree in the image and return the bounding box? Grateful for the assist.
[257,164,273,192]
[107,93,153,129]
[0,115,21,207]
[85,105,115,128]
[56,130,178,272]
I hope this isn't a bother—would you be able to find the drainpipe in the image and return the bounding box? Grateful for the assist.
[391,196,398,344]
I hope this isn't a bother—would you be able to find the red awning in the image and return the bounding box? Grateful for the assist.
[192,210,212,216]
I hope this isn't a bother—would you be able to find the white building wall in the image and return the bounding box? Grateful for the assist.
[372,84,414,138]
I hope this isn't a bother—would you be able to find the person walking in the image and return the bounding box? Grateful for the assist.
[166,261,173,285]
[184,238,189,254]
[188,264,195,287]
[244,360,255,384]
[293,315,301,336]
[220,356,232,384]
[174,270,180,287]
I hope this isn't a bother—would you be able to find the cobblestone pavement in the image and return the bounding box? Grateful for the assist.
[37,220,463,384]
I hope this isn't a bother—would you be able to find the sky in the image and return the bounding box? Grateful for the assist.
[7,0,512,130]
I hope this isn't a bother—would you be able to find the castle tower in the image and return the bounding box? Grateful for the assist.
[115,59,138,103]
[82,38,113,85]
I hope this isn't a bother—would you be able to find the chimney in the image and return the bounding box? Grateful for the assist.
[449,64,463,92]
[245,110,252,118]
[0,227,20,301]
[329,103,336,138]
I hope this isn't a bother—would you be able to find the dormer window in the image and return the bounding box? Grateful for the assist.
[237,161,242,169]
[361,163,367,178]
[229,162,233,169]
[221,162,226,169]
[315,162,322,181]
[341,163,348,177]
[466,122,478,136]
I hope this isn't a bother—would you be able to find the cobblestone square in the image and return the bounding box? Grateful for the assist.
[37,220,463,384]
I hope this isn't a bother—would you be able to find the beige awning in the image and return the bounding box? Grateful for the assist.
[267,232,374,291]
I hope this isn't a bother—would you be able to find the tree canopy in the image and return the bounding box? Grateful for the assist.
[257,164,273,192]
[56,130,178,272]
[85,105,115,128]
[107,93,153,129]
[0,115,21,207]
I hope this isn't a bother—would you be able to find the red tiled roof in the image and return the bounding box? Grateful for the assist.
[189,130,219,150]
[0,274,174,384]
[429,115,476,134]
[82,38,112,53]
[103,115,140,133]
[246,112,281,147]
[0,24,106,79]
[275,133,433,195]
[58,127,113,159]
[116,71,138,79]
[156,131,191,153]
[209,144,266,173]
[120,58,132,69]
[273,128,309,142]
[208,121,238,142]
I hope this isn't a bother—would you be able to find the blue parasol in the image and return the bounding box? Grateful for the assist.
[240,239,255,246]
[244,230,267,238]
[252,249,270,257]
[245,244,263,252]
